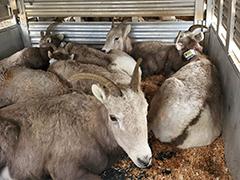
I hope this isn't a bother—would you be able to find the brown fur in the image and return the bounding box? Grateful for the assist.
[0,47,50,73]
[131,35,204,78]
[0,22,64,73]
[50,42,112,67]
[0,120,19,170]
[0,66,69,108]
[131,42,189,77]
[102,23,205,78]
[0,93,124,180]
[48,60,131,95]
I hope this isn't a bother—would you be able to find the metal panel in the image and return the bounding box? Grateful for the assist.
[0,24,24,59]
[28,21,193,47]
[23,0,196,17]
[209,27,240,180]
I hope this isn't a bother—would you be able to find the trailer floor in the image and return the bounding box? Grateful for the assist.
[102,74,232,180]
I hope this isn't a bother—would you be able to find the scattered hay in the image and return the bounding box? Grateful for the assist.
[102,137,231,180]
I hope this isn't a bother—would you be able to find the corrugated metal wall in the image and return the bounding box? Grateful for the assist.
[209,27,240,180]
[19,0,202,47]
[29,21,193,47]
[23,0,196,17]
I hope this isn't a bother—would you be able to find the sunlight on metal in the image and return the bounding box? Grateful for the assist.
[0,18,16,30]
[211,0,240,63]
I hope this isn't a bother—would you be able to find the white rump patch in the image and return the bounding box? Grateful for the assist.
[178,104,221,149]
[109,49,142,77]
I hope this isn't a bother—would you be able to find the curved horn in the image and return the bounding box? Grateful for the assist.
[188,24,208,32]
[64,42,74,53]
[69,73,122,97]
[111,17,115,28]
[130,58,142,92]
[46,20,63,35]
[175,31,182,43]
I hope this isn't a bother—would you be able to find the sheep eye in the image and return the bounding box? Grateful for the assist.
[110,115,118,122]
[114,37,120,41]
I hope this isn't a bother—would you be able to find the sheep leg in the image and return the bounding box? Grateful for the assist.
[8,141,44,179]
[0,97,12,108]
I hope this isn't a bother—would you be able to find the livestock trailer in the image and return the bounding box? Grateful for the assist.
[0,0,239,179]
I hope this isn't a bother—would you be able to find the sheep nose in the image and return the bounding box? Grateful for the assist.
[137,155,152,168]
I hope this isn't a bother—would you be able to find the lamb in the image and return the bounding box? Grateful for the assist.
[0,61,152,179]
[48,41,140,76]
[102,22,206,77]
[48,42,112,67]
[0,66,69,108]
[0,21,64,73]
[148,55,222,149]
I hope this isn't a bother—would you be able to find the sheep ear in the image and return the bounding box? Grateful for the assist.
[40,31,45,37]
[122,24,131,38]
[69,54,75,60]
[175,42,184,51]
[91,84,106,103]
[65,42,73,53]
[56,34,64,40]
[60,41,66,48]
[48,51,52,59]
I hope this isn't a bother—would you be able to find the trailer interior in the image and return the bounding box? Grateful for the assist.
[0,0,239,179]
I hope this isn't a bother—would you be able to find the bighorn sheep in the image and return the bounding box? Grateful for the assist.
[48,42,140,76]
[0,66,69,108]
[148,56,222,149]
[48,60,132,93]
[0,60,152,180]
[48,42,112,67]
[102,22,206,77]
[0,22,64,73]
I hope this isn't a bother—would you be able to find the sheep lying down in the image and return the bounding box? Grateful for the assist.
[0,60,152,180]
[0,66,69,108]
[48,42,141,77]
[149,58,222,149]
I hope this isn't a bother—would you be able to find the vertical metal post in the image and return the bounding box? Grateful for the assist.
[217,0,223,34]
[9,0,18,22]
[194,0,205,24]
[9,0,17,13]
[226,0,237,52]
[206,0,213,27]
[17,0,31,47]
